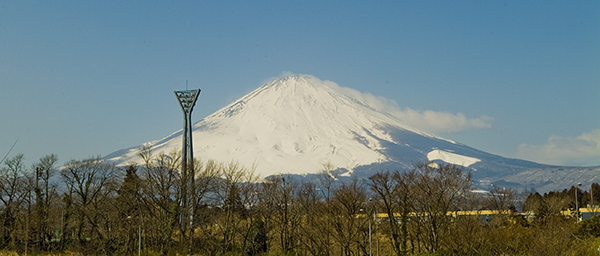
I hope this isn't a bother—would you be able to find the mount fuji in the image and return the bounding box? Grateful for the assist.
[105,75,599,192]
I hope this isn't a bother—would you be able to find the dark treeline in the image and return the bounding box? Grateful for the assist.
[1,149,600,255]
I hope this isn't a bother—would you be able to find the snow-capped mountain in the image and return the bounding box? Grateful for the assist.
[108,75,435,176]
[105,75,599,192]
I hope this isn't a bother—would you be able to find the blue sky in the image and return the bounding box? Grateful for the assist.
[1,1,599,167]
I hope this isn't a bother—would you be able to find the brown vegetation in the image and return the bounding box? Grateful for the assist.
[1,151,600,255]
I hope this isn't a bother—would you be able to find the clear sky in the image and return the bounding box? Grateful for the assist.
[1,1,599,167]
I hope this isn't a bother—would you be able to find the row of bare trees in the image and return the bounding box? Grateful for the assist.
[1,149,599,255]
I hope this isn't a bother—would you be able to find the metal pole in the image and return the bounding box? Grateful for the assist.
[369,213,372,256]
[174,89,200,240]
[576,183,582,222]
[576,186,579,221]
[374,205,379,256]
[138,223,141,256]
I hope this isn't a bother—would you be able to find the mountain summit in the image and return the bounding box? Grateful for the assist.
[106,75,599,192]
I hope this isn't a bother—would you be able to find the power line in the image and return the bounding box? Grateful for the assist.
[0,138,19,165]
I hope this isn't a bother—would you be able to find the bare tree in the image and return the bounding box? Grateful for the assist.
[0,154,30,250]
[137,148,181,256]
[31,154,58,251]
[329,179,368,256]
[261,175,300,253]
[190,158,220,253]
[60,156,121,254]
[487,185,516,212]
[212,160,259,254]
[411,162,472,253]
[296,181,330,256]
[369,171,415,256]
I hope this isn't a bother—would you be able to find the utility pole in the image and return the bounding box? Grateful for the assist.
[174,88,200,247]
[576,183,582,222]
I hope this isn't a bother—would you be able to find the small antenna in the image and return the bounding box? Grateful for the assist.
[186,80,188,90]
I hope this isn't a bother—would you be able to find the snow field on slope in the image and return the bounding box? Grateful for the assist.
[427,149,481,167]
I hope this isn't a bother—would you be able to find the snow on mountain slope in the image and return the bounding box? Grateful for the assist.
[427,149,481,167]
[107,75,449,177]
